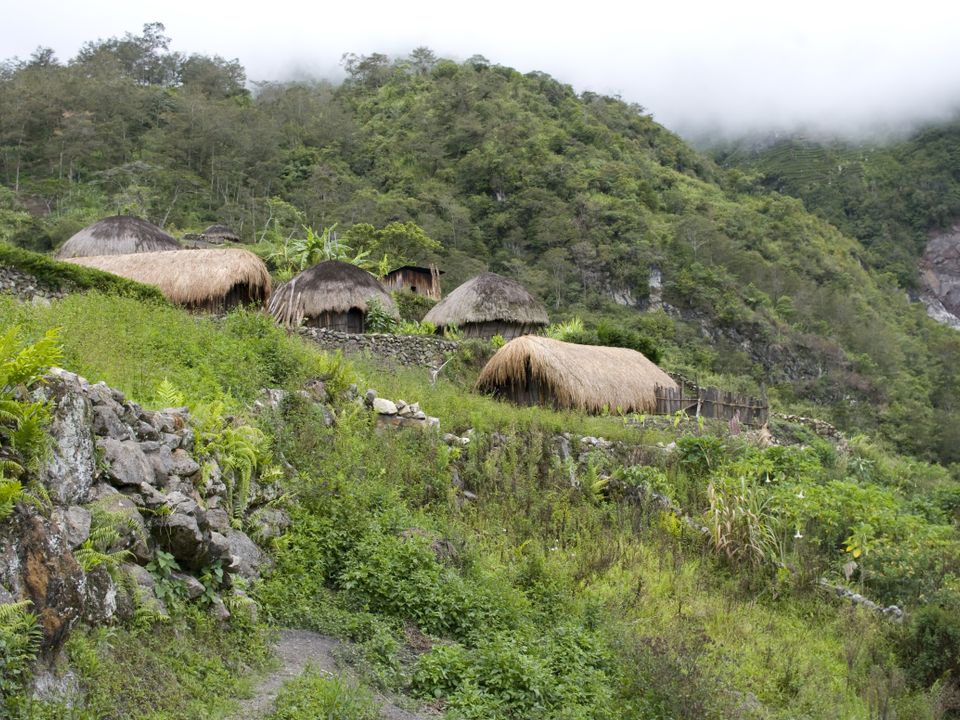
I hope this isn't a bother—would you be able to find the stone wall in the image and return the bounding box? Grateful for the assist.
[0,369,285,662]
[298,327,460,367]
[0,266,70,303]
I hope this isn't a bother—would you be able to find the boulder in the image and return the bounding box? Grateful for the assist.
[171,571,205,600]
[223,529,265,580]
[251,507,290,541]
[99,438,154,488]
[82,566,117,624]
[15,513,85,658]
[373,397,398,415]
[152,492,207,569]
[91,405,130,439]
[43,376,96,505]
[53,506,91,549]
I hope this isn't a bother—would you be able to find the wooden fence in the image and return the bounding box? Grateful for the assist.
[654,381,768,426]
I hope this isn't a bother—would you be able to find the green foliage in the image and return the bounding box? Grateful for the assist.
[267,673,380,720]
[74,507,140,573]
[0,326,61,482]
[397,319,436,336]
[545,316,661,362]
[391,290,436,323]
[0,601,41,707]
[363,297,399,334]
[192,399,271,519]
[900,598,960,688]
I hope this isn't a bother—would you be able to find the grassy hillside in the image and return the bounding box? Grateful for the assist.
[5,28,960,462]
[2,294,958,718]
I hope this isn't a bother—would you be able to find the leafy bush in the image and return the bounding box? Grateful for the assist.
[364,297,398,334]
[0,602,41,705]
[900,600,960,688]
[392,290,436,322]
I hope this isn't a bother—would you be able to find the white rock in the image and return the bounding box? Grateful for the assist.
[373,398,398,415]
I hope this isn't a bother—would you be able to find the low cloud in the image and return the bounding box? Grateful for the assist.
[7,0,960,141]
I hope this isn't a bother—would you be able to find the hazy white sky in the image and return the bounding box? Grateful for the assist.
[5,0,960,139]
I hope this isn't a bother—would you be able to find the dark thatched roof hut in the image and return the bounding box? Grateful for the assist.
[476,335,677,414]
[56,216,180,259]
[423,272,548,339]
[66,249,271,312]
[268,260,398,332]
[383,265,443,301]
[201,224,241,244]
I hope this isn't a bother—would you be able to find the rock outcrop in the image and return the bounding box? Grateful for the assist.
[0,369,279,661]
[921,224,960,329]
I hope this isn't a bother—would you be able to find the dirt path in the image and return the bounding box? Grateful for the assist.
[230,629,431,720]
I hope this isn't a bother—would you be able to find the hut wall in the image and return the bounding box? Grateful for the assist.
[307,308,366,333]
[183,282,266,314]
[461,321,542,339]
[383,268,441,300]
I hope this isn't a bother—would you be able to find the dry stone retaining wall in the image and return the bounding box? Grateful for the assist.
[0,266,69,302]
[298,327,459,367]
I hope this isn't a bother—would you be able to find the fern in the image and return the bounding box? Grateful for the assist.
[154,378,186,408]
[75,507,141,573]
[0,600,41,697]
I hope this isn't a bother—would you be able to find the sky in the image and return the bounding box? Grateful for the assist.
[5,0,960,140]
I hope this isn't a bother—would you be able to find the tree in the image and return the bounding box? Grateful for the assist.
[342,221,441,268]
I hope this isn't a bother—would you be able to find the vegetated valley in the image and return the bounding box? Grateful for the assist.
[1,23,960,719]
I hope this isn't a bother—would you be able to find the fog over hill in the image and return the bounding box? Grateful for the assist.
[6,0,960,141]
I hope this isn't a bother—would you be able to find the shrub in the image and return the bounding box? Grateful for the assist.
[267,673,379,720]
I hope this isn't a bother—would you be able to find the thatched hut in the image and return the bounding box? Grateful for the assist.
[268,260,398,332]
[201,224,241,244]
[66,249,271,312]
[423,272,548,339]
[383,265,443,300]
[57,216,180,259]
[476,335,676,414]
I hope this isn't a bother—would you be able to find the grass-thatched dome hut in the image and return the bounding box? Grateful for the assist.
[56,215,180,259]
[268,260,398,332]
[423,272,548,339]
[66,249,271,312]
[476,335,677,414]
[201,224,241,244]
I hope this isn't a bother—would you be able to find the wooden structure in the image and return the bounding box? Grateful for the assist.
[268,260,398,332]
[424,272,548,339]
[476,336,677,413]
[57,216,180,259]
[383,265,443,301]
[201,224,241,244]
[66,249,271,312]
[654,382,768,426]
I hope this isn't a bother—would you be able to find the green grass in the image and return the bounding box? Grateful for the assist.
[267,673,380,720]
[1,290,952,718]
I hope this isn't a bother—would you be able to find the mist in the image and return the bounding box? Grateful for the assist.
[6,0,960,142]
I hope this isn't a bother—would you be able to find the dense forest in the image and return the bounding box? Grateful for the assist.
[712,124,960,289]
[6,26,960,463]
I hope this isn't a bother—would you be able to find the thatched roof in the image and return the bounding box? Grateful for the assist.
[476,335,676,414]
[65,249,271,307]
[423,272,548,328]
[201,224,241,243]
[57,216,180,259]
[268,260,398,327]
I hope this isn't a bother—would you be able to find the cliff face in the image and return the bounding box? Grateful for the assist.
[921,225,960,330]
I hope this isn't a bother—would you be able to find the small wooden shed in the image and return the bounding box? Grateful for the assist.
[382,265,443,300]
